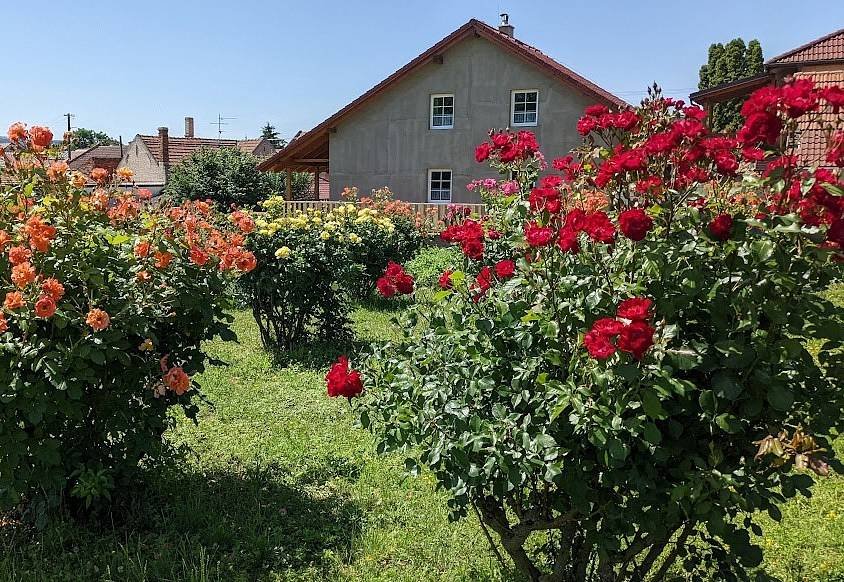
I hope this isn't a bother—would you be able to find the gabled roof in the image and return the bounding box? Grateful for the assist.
[68,145,124,175]
[260,18,625,172]
[767,28,844,66]
[793,70,844,168]
[139,136,271,165]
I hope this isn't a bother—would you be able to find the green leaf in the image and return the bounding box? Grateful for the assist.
[712,372,742,401]
[766,385,794,412]
[641,390,667,419]
[715,413,742,434]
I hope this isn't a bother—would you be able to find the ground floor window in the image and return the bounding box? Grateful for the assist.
[428,169,452,202]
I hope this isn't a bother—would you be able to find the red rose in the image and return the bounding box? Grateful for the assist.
[584,104,609,117]
[491,132,512,148]
[584,212,616,244]
[461,238,484,260]
[564,209,587,232]
[709,213,734,241]
[583,329,616,360]
[377,262,414,296]
[577,116,598,136]
[395,273,415,295]
[618,208,653,242]
[618,321,655,359]
[592,317,624,336]
[326,355,364,399]
[473,266,494,300]
[616,297,652,321]
[524,221,554,247]
[438,270,453,290]
[556,228,580,254]
[475,142,493,163]
[29,126,53,149]
[376,276,397,298]
[494,260,515,279]
[827,219,844,246]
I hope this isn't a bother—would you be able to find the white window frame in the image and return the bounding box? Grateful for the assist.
[428,169,453,203]
[511,89,539,127]
[430,93,455,129]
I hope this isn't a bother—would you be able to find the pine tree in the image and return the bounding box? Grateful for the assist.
[261,123,285,149]
[699,38,765,133]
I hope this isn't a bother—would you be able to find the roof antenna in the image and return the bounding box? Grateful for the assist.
[209,114,237,140]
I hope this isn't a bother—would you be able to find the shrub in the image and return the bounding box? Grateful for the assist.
[241,199,400,350]
[0,124,255,519]
[405,245,462,289]
[346,84,844,580]
[164,147,280,209]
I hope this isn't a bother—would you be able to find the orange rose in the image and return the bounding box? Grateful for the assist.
[0,230,12,249]
[116,167,134,181]
[11,262,36,288]
[134,240,151,258]
[136,270,151,283]
[7,122,27,142]
[41,278,65,300]
[0,313,7,333]
[163,367,191,395]
[85,308,110,331]
[154,251,173,269]
[189,245,209,266]
[235,250,257,273]
[34,295,56,318]
[70,171,86,188]
[4,291,25,310]
[8,245,32,265]
[47,160,69,182]
[29,126,53,149]
[90,167,109,184]
[137,188,152,201]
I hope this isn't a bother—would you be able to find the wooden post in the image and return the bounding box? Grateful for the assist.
[313,169,319,200]
[285,171,292,201]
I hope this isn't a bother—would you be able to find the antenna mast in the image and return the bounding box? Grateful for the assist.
[209,114,236,140]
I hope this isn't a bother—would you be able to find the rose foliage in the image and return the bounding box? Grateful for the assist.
[350,83,844,580]
[0,125,254,519]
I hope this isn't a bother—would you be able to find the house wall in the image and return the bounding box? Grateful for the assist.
[327,36,598,203]
[119,136,165,188]
[251,140,276,159]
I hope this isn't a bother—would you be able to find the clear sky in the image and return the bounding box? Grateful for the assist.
[2,0,842,143]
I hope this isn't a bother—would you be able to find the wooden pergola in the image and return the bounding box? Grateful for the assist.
[258,129,330,200]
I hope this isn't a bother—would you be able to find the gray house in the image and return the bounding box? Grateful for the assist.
[260,16,625,203]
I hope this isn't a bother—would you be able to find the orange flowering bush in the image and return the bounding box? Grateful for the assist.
[0,124,255,516]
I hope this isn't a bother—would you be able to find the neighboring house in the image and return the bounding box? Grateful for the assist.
[119,117,276,194]
[68,144,124,183]
[259,15,625,203]
[691,28,844,167]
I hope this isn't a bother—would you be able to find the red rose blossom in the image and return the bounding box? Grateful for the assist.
[494,260,515,279]
[525,221,554,247]
[618,208,653,242]
[616,297,653,321]
[583,329,616,360]
[618,321,655,359]
[326,355,364,399]
[556,228,580,254]
[438,270,454,289]
[709,213,734,241]
[475,142,492,163]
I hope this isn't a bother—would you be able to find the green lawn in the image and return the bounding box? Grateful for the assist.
[0,301,842,581]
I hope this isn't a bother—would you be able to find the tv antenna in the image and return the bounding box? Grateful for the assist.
[209,114,236,139]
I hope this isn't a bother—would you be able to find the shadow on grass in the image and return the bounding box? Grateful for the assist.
[0,459,363,581]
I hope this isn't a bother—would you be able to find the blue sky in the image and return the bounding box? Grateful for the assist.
[2,0,842,142]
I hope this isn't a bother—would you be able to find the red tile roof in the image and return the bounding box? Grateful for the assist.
[139,136,270,165]
[260,18,625,172]
[794,70,844,168]
[68,145,124,175]
[767,28,844,66]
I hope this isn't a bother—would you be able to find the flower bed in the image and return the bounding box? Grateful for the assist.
[336,83,844,580]
[0,124,254,517]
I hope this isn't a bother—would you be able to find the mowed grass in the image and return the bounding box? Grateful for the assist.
[0,307,505,582]
[0,290,842,581]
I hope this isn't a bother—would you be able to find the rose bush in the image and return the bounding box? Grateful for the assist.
[344,83,844,581]
[0,125,254,519]
[241,198,404,350]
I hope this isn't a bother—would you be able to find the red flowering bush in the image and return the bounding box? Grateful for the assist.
[0,125,252,516]
[349,83,844,580]
[375,261,415,298]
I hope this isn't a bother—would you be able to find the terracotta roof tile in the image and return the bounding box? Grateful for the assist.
[794,70,844,168]
[68,145,124,175]
[767,28,844,65]
[140,136,270,165]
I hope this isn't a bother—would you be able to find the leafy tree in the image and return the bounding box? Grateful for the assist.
[165,147,279,209]
[69,128,118,151]
[261,123,286,149]
[699,39,764,132]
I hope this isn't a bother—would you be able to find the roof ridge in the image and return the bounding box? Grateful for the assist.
[766,27,844,64]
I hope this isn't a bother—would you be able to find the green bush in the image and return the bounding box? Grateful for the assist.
[351,84,844,580]
[0,126,252,520]
[405,245,462,289]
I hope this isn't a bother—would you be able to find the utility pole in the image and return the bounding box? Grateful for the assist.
[64,113,75,160]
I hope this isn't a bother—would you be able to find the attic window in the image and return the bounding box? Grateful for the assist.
[431,94,454,129]
[511,89,539,126]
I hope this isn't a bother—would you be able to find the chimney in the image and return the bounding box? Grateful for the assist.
[158,126,169,175]
[184,116,194,138]
[498,13,514,37]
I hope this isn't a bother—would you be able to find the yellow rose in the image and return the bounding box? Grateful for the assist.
[275,246,292,259]
[320,230,331,240]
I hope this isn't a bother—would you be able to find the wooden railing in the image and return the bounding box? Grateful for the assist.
[276,200,486,221]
